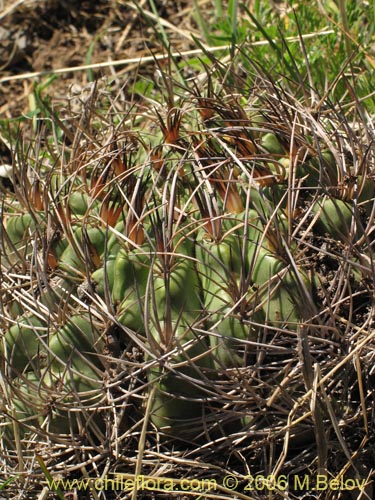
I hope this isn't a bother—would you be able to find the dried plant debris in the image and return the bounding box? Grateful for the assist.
[1,48,375,500]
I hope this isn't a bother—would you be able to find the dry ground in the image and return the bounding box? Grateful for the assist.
[0,0,204,118]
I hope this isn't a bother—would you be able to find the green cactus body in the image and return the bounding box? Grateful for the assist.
[39,278,76,311]
[112,246,151,305]
[50,237,69,261]
[264,184,287,210]
[51,175,94,217]
[250,247,307,328]
[261,132,285,155]
[49,365,102,434]
[205,284,262,368]
[8,300,24,319]
[297,160,319,187]
[4,54,372,461]
[148,318,212,435]
[262,282,300,328]
[106,220,125,254]
[320,150,338,186]
[58,225,106,278]
[357,175,375,216]
[4,213,42,263]
[195,232,243,294]
[58,245,84,279]
[117,293,145,333]
[5,211,68,267]
[195,215,266,367]
[148,372,206,436]
[1,314,47,377]
[249,186,287,218]
[58,361,103,395]
[80,225,107,256]
[49,314,103,373]
[113,243,157,333]
[5,213,37,246]
[91,257,116,297]
[311,197,354,241]
[298,150,337,188]
[153,257,201,316]
[68,191,89,216]
[47,314,103,429]
[6,370,89,438]
[111,248,133,305]
[6,371,44,438]
[249,245,282,285]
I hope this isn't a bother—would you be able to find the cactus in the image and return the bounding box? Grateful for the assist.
[1,313,47,378]
[1,44,374,494]
[311,197,354,241]
[147,317,213,435]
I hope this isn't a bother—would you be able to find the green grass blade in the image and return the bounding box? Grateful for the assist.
[229,0,239,57]
[193,0,211,44]
[36,455,65,500]
[0,475,19,491]
[147,0,170,48]
[241,3,295,77]
[214,0,223,19]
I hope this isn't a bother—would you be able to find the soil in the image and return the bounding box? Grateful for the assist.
[0,0,197,119]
